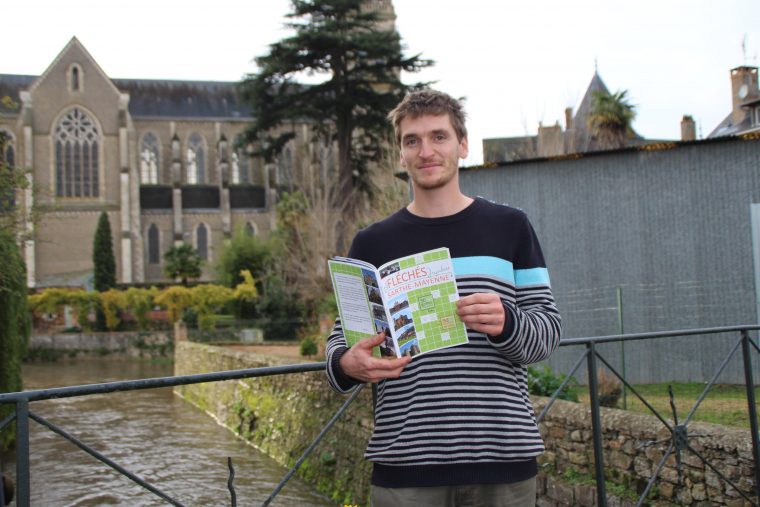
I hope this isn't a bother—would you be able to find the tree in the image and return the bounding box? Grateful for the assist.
[587,89,637,150]
[239,0,432,216]
[163,243,203,285]
[0,230,30,451]
[92,212,117,292]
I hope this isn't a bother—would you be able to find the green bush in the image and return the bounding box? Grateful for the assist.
[0,230,30,451]
[527,365,579,402]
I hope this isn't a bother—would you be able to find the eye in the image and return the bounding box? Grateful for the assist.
[435,134,446,142]
[404,137,417,146]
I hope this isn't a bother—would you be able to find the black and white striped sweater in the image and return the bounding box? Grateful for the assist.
[325,197,562,488]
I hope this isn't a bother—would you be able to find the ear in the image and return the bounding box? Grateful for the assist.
[459,136,469,160]
[399,150,407,168]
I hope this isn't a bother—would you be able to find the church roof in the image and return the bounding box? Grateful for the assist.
[0,73,253,119]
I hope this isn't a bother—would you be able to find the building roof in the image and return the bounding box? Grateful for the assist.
[0,73,253,119]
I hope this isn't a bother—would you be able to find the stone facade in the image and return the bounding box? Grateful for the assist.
[0,37,286,288]
[174,342,757,506]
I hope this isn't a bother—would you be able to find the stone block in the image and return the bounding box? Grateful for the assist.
[659,481,675,499]
[573,483,596,506]
[609,450,633,470]
[691,482,707,501]
[546,476,575,503]
[676,487,693,504]
[569,451,587,465]
[570,429,583,442]
[633,456,651,476]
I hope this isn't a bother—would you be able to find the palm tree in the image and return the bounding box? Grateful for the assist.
[587,89,637,150]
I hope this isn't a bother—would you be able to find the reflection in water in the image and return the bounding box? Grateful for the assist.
[1,359,335,506]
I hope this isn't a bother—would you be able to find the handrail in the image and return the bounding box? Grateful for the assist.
[1,325,759,506]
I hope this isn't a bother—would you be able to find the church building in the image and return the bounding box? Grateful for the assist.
[0,37,305,288]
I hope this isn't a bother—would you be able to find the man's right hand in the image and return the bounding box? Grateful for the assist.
[339,332,412,383]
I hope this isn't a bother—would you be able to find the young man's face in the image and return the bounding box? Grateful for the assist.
[398,113,468,192]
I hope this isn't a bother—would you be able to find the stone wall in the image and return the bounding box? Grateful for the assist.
[28,330,173,360]
[174,342,757,506]
[533,398,756,506]
[173,341,375,506]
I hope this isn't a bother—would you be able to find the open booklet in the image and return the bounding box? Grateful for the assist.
[328,247,469,358]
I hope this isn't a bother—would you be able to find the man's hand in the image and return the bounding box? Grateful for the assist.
[456,293,507,336]
[339,332,412,383]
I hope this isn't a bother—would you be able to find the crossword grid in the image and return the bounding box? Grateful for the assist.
[407,281,468,353]
[399,249,467,353]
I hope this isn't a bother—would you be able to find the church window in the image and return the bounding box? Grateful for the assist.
[71,66,80,91]
[147,223,160,264]
[186,133,205,184]
[196,223,208,260]
[140,132,160,184]
[54,107,100,198]
[231,148,250,184]
[1,132,15,210]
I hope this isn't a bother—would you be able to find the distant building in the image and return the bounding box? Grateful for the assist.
[0,38,291,288]
[708,65,760,138]
[483,72,661,164]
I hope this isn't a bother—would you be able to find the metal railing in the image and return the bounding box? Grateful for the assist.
[1,325,759,506]
[536,325,760,507]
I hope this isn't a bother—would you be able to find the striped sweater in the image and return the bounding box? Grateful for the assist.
[325,197,562,488]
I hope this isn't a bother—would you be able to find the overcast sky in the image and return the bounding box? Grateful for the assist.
[4,0,759,165]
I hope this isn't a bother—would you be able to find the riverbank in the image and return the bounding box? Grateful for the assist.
[27,331,173,361]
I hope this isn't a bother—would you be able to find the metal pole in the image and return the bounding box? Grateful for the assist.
[15,399,29,507]
[587,342,607,506]
[741,330,760,505]
[617,286,627,409]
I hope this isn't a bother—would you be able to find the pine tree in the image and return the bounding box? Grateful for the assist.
[239,0,432,216]
[92,212,116,291]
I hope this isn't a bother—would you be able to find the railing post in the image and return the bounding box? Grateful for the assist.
[741,330,760,505]
[586,342,607,506]
[15,399,30,507]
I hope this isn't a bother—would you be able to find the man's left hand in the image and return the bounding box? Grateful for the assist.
[456,293,506,336]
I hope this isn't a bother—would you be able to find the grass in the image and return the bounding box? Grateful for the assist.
[572,382,760,428]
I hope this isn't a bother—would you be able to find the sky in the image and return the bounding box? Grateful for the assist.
[3,0,759,166]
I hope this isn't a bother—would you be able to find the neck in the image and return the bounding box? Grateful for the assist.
[407,188,473,218]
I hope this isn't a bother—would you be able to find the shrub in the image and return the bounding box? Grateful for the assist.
[527,365,579,402]
[596,368,622,407]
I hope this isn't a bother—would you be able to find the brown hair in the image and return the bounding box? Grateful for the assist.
[387,89,467,145]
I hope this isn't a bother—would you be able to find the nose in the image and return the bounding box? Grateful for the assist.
[418,138,433,158]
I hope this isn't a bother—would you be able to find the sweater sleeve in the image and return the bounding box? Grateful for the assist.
[487,214,562,364]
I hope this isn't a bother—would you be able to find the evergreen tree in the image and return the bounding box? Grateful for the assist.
[164,243,203,286]
[239,0,432,215]
[92,212,116,291]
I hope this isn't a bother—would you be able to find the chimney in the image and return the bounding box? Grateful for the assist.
[565,107,574,131]
[730,66,759,125]
[680,115,696,141]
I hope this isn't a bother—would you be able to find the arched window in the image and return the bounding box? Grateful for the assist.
[54,108,100,198]
[186,133,205,184]
[231,148,251,184]
[140,132,160,184]
[147,223,160,264]
[71,66,80,91]
[196,223,208,260]
[1,131,15,210]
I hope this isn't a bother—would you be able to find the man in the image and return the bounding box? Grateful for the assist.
[325,89,562,507]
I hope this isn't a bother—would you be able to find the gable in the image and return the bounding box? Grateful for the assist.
[28,37,124,134]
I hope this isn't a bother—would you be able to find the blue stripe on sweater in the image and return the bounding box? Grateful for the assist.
[453,256,550,287]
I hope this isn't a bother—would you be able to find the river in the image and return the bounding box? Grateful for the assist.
[0,359,335,506]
